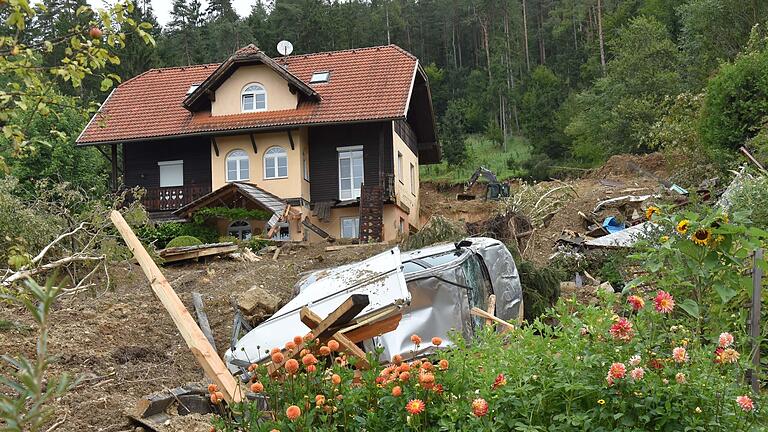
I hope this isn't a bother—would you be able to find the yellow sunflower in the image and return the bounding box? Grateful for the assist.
[691,228,712,246]
[645,206,661,220]
[676,219,690,235]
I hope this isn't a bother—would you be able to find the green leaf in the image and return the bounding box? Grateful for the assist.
[99,78,113,91]
[713,283,737,303]
[678,299,700,318]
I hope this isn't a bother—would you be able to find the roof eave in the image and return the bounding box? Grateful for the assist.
[75,115,407,147]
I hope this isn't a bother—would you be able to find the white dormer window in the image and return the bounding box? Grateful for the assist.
[310,71,330,83]
[241,83,267,112]
[186,84,200,95]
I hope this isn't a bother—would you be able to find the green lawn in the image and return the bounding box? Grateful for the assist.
[420,135,531,184]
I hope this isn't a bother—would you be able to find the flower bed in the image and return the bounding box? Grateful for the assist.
[210,291,763,431]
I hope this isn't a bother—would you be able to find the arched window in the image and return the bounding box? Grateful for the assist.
[241,83,266,112]
[264,146,288,179]
[228,220,252,240]
[226,149,249,182]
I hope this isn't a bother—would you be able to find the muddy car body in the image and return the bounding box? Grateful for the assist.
[224,237,522,371]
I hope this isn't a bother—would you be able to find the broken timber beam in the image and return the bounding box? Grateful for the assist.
[110,211,242,403]
[301,307,370,370]
[470,307,515,331]
[266,295,370,376]
[192,292,216,352]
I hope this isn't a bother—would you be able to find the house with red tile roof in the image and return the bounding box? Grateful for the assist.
[77,44,439,242]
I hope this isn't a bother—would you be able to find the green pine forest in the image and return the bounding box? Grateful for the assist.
[4,0,768,190]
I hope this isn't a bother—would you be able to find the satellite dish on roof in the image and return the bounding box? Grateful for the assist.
[277,40,294,56]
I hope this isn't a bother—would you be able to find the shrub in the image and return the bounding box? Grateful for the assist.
[700,27,768,151]
[401,215,466,251]
[722,172,768,229]
[138,221,218,248]
[165,235,203,248]
[211,294,764,431]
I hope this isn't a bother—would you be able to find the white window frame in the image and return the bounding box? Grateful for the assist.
[228,220,252,240]
[310,71,331,83]
[241,83,267,112]
[397,151,403,179]
[158,160,184,187]
[225,149,250,182]
[337,145,364,201]
[264,146,288,180]
[340,216,360,239]
[410,163,416,195]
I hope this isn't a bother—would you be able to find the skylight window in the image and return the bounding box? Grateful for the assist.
[310,71,330,83]
[186,84,200,95]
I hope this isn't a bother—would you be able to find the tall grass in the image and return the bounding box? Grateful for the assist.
[420,135,531,184]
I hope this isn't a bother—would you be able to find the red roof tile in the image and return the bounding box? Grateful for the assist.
[77,45,419,144]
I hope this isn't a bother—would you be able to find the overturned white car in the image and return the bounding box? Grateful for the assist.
[224,237,522,373]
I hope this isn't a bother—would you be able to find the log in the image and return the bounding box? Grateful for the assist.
[192,292,216,352]
[110,211,242,403]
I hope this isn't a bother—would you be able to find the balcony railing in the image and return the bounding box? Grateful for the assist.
[141,185,210,211]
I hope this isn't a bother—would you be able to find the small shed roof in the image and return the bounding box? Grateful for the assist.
[173,182,287,219]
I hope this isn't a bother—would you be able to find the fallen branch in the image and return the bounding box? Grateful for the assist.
[2,254,105,285]
[30,222,88,265]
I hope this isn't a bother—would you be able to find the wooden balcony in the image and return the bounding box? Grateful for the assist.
[141,185,211,212]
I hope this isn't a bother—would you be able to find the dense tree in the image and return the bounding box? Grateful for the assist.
[566,16,681,162]
[521,66,567,157]
[700,25,768,151]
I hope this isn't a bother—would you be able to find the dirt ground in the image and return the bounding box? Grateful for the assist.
[0,242,391,432]
[0,153,670,431]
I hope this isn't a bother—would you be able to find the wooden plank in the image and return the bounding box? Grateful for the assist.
[192,292,216,352]
[301,307,369,369]
[470,307,515,331]
[749,249,763,392]
[160,245,238,263]
[109,211,242,403]
[343,313,402,343]
[485,294,496,327]
[298,294,369,340]
[325,242,387,252]
[302,218,334,240]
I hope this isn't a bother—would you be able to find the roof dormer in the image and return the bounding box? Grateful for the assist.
[182,44,319,115]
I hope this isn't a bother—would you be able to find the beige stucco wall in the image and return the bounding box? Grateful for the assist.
[306,207,359,242]
[393,124,421,230]
[211,65,298,116]
[210,129,310,202]
[305,204,410,243]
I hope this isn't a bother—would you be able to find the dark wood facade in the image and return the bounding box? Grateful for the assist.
[123,137,212,211]
[307,121,395,203]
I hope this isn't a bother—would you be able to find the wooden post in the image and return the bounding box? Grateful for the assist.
[110,211,242,403]
[749,249,763,393]
[485,294,496,327]
[110,143,118,192]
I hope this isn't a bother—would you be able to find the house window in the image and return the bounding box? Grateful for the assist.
[241,83,266,112]
[399,217,405,234]
[302,150,309,181]
[228,220,252,240]
[397,151,403,179]
[226,149,249,182]
[264,146,288,179]
[340,217,359,239]
[158,160,183,187]
[338,146,363,200]
[409,163,415,195]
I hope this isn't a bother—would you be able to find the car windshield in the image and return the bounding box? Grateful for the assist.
[462,254,492,329]
[402,250,464,274]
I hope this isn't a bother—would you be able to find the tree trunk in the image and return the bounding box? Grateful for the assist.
[538,0,546,65]
[522,0,531,72]
[597,0,606,74]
